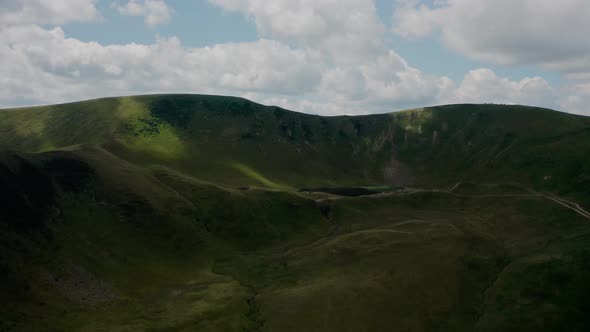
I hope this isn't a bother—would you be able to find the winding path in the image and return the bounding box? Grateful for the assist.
[315,182,590,221]
[543,196,590,219]
[449,182,462,192]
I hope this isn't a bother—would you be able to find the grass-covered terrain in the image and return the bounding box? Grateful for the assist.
[1,94,590,331]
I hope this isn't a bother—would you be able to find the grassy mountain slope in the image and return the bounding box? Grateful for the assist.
[1,95,590,331]
[2,95,589,195]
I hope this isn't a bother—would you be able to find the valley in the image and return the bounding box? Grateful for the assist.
[1,95,590,331]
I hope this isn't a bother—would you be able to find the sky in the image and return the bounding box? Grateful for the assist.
[1,0,589,115]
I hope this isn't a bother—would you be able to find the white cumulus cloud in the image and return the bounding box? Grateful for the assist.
[0,24,322,106]
[448,69,555,106]
[113,0,173,27]
[391,0,590,114]
[392,0,590,74]
[209,0,385,65]
[0,0,100,25]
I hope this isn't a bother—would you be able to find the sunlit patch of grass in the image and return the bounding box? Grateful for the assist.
[392,108,434,135]
[118,97,188,160]
[231,162,292,190]
[34,141,58,153]
[125,127,187,160]
[114,97,146,121]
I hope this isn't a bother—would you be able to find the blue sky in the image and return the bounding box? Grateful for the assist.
[1,0,589,115]
[64,1,258,46]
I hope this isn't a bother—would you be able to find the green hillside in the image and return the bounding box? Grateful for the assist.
[1,95,590,331]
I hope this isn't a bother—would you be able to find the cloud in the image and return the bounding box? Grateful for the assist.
[0,22,448,113]
[0,0,100,25]
[359,51,454,106]
[0,0,458,114]
[0,24,322,106]
[113,0,173,27]
[393,0,437,39]
[447,69,556,107]
[391,0,590,115]
[246,67,562,115]
[559,83,590,115]
[201,1,581,114]
[392,0,590,74]
[209,0,385,65]
[205,0,458,112]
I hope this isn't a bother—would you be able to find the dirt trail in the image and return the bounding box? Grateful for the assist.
[341,229,413,236]
[283,222,415,256]
[316,183,590,221]
[449,182,462,192]
[544,196,590,219]
[418,188,590,221]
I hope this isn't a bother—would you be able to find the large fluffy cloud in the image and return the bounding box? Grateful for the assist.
[0,22,453,113]
[393,0,590,74]
[0,24,323,106]
[208,0,459,111]
[209,0,385,65]
[0,0,100,25]
[449,69,555,106]
[559,83,590,115]
[392,0,590,114]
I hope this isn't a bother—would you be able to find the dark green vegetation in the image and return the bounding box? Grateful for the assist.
[1,94,590,331]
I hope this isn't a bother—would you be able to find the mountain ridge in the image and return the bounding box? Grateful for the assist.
[1,94,590,331]
[2,94,588,197]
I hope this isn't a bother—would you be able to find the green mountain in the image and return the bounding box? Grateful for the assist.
[1,94,590,331]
